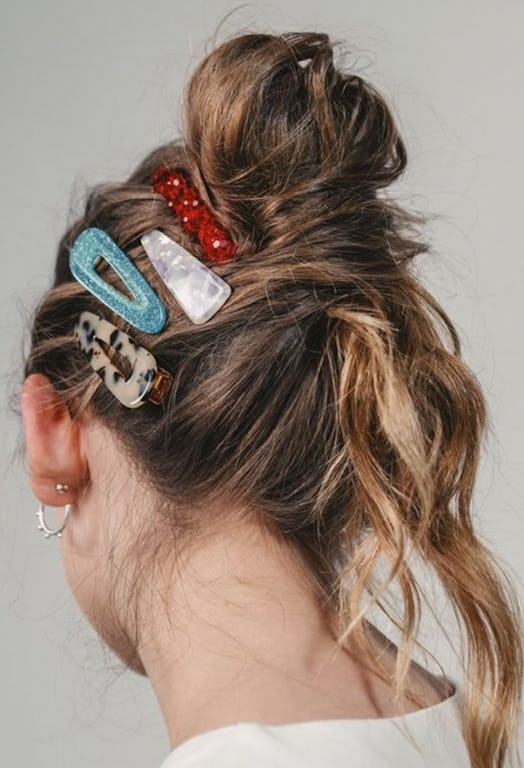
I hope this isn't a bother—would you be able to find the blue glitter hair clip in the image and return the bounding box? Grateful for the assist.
[69,227,167,334]
[74,310,173,408]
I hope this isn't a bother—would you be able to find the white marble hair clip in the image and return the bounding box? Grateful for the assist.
[140,229,232,325]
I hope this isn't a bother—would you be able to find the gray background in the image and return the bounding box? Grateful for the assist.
[1,1,522,765]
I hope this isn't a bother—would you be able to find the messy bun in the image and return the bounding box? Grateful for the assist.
[182,32,411,257]
[24,31,522,768]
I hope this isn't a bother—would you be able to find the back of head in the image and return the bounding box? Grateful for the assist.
[23,30,523,768]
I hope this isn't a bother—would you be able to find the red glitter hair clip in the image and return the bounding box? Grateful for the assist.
[152,165,237,265]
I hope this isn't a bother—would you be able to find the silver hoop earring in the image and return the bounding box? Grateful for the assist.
[36,502,73,539]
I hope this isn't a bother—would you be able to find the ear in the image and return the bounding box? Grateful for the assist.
[20,373,89,506]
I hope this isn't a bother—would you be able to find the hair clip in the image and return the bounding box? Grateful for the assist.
[73,310,173,408]
[69,227,167,334]
[140,229,232,325]
[152,166,237,265]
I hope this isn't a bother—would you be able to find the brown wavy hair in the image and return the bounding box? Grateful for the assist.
[22,30,523,767]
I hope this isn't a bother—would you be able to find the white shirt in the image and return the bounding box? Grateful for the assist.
[158,684,470,767]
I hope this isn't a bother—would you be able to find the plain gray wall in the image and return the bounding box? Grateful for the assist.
[1,1,522,766]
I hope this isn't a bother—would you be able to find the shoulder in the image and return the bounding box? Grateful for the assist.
[158,723,301,768]
[157,698,469,768]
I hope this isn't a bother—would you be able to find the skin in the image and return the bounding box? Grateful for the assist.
[20,373,451,752]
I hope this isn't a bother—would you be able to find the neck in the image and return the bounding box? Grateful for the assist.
[134,517,360,750]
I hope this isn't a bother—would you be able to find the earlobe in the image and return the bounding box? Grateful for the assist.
[20,373,88,506]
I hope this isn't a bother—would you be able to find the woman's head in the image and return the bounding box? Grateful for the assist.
[20,30,522,767]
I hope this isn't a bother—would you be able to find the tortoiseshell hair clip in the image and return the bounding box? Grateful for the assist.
[74,311,173,408]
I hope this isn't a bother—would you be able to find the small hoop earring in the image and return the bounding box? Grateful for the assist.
[36,502,73,539]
